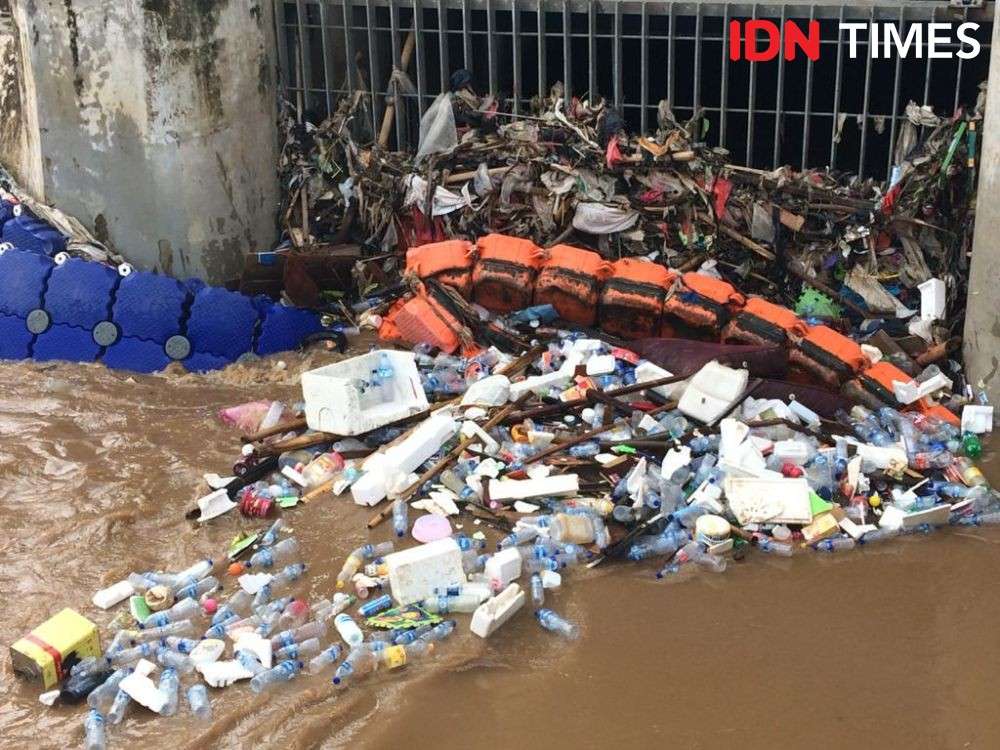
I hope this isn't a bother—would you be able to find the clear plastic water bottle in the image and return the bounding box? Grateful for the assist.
[87,667,132,712]
[568,441,600,459]
[84,709,106,750]
[106,642,157,667]
[159,644,196,673]
[127,572,158,592]
[158,667,180,716]
[261,518,285,547]
[535,608,579,639]
[392,625,433,646]
[334,613,364,648]
[524,557,565,574]
[130,619,195,644]
[858,528,899,545]
[235,649,265,676]
[336,543,394,589]
[454,535,486,552]
[270,621,327,651]
[757,537,793,556]
[275,637,321,662]
[421,594,482,613]
[812,537,856,552]
[141,598,199,629]
[213,590,252,625]
[186,684,211,720]
[250,659,304,693]
[204,613,239,640]
[392,498,409,538]
[307,644,343,674]
[248,538,300,569]
[498,525,540,551]
[173,575,219,602]
[530,573,545,608]
[418,619,456,643]
[332,648,377,686]
[107,687,130,725]
[162,637,199,655]
[627,527,687,561]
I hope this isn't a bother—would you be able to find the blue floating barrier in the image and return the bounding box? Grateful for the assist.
[100,336,173,374]
[1,214,67,256]
[111,271,189,344]
[0,250,54,318]
[183,350,232,373]
[185,287,259,360]
[0,313,33,359]
[32,323,102,363]
[255,304,323,356]
[43,257,120,330]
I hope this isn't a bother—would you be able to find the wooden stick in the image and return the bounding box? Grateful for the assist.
[377,31,416,149]
[242,416,307,444]
[522,421,617,466]
[366,393,532,528]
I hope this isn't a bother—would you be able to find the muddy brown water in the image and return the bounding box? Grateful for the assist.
[1,354,999,750]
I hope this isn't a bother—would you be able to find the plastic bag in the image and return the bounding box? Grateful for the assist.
[416,93,458,160]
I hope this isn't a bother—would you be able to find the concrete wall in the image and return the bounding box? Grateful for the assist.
[964,17,1000,404]
[2,0,279,283]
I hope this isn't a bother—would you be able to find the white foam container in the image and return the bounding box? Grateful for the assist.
[471,583,525,638]
[678,361,749,424]
[302,350,428,436]
[385,538,467,605]
[484,547,522,587]
[634,361,679,399]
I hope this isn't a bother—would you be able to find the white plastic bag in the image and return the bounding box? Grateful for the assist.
[416,93,458,159]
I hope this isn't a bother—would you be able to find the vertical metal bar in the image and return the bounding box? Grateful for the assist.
[830,5,845,167]
[858,7,874,175]
[587,1,596,100]
[800,4,815,169]
[389,0,404,148]
[413,0,426,115]
[365,0,382,137]
[487,0,498,95]
[512,0,522,114]
[886,6,905,179]
[772,4,786,168]
[921,6,933,141]
[720,2,729,147]
[437,0,449,92]
[746,3,757,166]
[562,0,571,100]
[537,0,546,102]
[613,1,622,110]
[462,0,472,73]
[342,0,356,93]
[274,0,290,96]
[295,0,313,111]
[667,1,675,108]
[693,1,702,118]
[954,7,969,114]
[640,0,648,132]
[318,1,334,113]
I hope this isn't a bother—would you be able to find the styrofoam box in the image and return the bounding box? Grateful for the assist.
[302,350,428,436]
[385,538,467,605]
[678,361,749,424]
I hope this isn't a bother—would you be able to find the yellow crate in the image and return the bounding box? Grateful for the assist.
[10,608,101,689]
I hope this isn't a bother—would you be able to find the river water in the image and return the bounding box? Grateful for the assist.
[1,354,999,750]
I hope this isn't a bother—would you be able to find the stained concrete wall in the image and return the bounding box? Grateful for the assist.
[3,0,279,283]
[964,16,1000,403]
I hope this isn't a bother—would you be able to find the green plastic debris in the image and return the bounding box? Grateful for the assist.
[795,286,841,318]
[366,605,441,630]
[611,444,638,455]
[129,596,151,624]
[227,532,259,560]
[277,495,299,509]
[809,490,834,517]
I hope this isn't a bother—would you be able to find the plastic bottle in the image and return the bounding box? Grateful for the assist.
[275,637,321,662]
[954,511,1000,526]
[812,537,856,552]
[334,613,364,648]
[530,573,545,608]
[336,543,394,588]
[161,637,198,655]
[261,518,285,547]
[859,528,899,545]
[332,648,377,686]
[421,594,482,614]
[186,684,211,720]
[418,620,457,643]
[756,537,793,556]
[454,535,486,552]
[130,619,195,644]
[158,667,180,717]
[314,593,356,622]
[378,641,434,670]
[549,513,597,545]
[84,709,106,750]
[107,687,130,725]
[60,664,113,704]
[535,609,579,639]
[308,644,343,674]
[271,621,327,651]
[175,559,214,583]
[173,575,219,602]
[250,659,304,693]
[213,590,252,625]
[392,498,409,538]
[627,527,687,561]
[157,647,195,674]
[203,613,239,640]
[86,668,132,712]
[247,538,300,569]
[106,642,157,667]
[358,594,393,618]
[141,598,199,629]
[392,625,433,646]
[235,649,265,676]
[524,557,565,574]
[302,452,346,488]
[953,456,987,487]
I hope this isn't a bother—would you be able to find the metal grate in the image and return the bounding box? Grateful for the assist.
[275,0,993,180]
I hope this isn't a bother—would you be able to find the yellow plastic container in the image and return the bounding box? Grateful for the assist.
[10,608,101,689]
